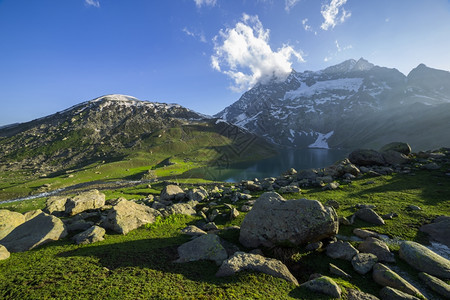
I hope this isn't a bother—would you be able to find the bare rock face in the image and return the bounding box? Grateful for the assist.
[239,192,338,248]
[65,190,106,216]
[101,198,161,234]
[399,241,450,279]
[216,251,298,286]
[0,210,67,252]
[0,209,25,240]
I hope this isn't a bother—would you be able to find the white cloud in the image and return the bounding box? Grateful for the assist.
[211,14,304,92]
[320,0,351,30]
[285,0,300,12]
[182,27,207,43]
[85,0,100,7]
[302,18,312,31]
[194,0,217,8]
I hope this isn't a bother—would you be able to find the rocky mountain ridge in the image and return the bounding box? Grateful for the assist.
[215,58,450,150]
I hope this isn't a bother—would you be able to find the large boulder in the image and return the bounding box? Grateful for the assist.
[418,272,450,299]
[379,142,412,155]
[382,150,410,165]
[349,149,385,166]
[65,190,105,216]
[72,225,106,245]
[399,241,450,279]
[0,210,67,252]
[44,196,69,216]
[175,234,228,265]
[0,244,10,260]
[419,216,450,247]
[160,185,185,202]
[216,252,298,286]
[0,209,25,240]
[372,263,424,298]
[101,198,161,234]
[300,276,341,298]
[239,192,338,248]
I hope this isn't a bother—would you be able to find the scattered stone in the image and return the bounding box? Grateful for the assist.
[329,263,351,278]
[65,190,105,216]
[399,241,450,279]
[175,234,228,265]
[0,210,67,252]
[160,185,185,202]
[358,237,395,263]
[44,196,68,216]
[326,241,359,261]
[326,200,340,209]
[349,149,385,166]
[406,205,421,211]
[305,241,323,252]
[322,182,340,190]
[353,228,379,239]
[187,187,208,202]
[379,142,412,155]
[203,222,219,231]
[0,244,10,260]
[180,225,206,236]
[355,208,385,225]
[300,276,341,298]
[100,198,161,234]
[372,263,424,298]
[418,272,450,299]
[347,288,379,300]
[356,204,376,209]
[239,192,338,248]
[420,216,450,247]
[362,180,376,185]
[278,185,301,194]
[379,287,421,300]
[72,225,106,245]
[0,209,25,240]
[229,207,239,220]
[216,251,298,285]
[382,150,410,165]
[382,212,398,220]
[352,253,378,274]
[167,203,196,216]
[339,216,351,226]
[208,209,220,222]
[423,162,440,170]
[240,205,252,212]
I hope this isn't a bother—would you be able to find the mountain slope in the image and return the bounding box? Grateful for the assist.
[215,58,450,150]
[0,94,275,176]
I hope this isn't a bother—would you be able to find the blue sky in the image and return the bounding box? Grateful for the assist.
[1,0,450,126]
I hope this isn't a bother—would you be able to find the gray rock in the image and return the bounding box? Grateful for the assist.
[355,208,385,225]
[208,209,220,222]
[44,196,69,216]
[0,210,67,252]
[216,252,298,285]
[322,182,340,190]
[329,263,351,278]
[72,225,106,245]
[229,207,239,220]
[406,205,421,211]
[187,187,208,202]
[423,162,440,170]
[353,228,379,239]
[326,200,340,209]
[0,209,25,240]
[0,244,10,260]
[352,253,378,274]
[358,237,395,263]
[167,203,196,216]
[372,263,424,298]
[65,190,105,216]
[399,241,450,279]
[180,225,207,236]
[160,185,185,202]
[347,288,379,300]
[349,149,386,166]
[379,287,421,300]
[420,216,450,247]
[239,192,338,248]
[305,241,323,252]
[326,241,359,261]
[175,234,228,265]
[278,185,301,194]
[300,276,341,298]
[101,198,161,234]
[379,142,412,155]
[203,222,219,231]
[339,216,351,226]
[382,150,410,165]
[240,205,252,212]
[66,219,94,232]
[418,272,450,299]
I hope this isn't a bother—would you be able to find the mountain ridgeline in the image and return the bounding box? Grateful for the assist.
[215,58,450,150]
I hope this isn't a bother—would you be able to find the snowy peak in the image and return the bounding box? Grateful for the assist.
[323,59,357,74]
[352,58,374,71]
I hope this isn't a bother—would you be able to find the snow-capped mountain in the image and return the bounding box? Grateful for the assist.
[215,58,450,150]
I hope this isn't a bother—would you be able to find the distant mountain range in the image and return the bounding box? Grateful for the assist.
[215,58,450,150]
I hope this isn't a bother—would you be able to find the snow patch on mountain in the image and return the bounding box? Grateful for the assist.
[308,131,334,149]
[284,78,363,100]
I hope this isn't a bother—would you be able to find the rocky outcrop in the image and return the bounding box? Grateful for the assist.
[399,241,450,279]
[419,216,450,247]
[175,234,228,265]
[160,185,185,202]
[239,192,338,248]
[372,263,424,298]
[73,225,106,245]
[0,210,67,252]
[101,198,161,234]
[0,209,25,240]
[216,252,298,286]
[65,190,105,216]
[300,276,341,298]
[0,244,10,260]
